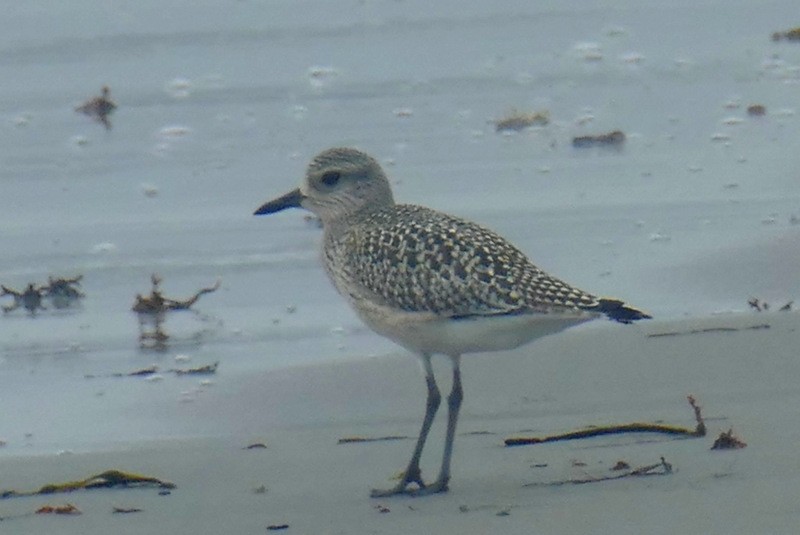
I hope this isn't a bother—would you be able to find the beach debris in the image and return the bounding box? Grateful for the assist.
[35,503,81,515]
[267,523,290,531]
[75,85,116,130]
[42,275,85,309]
[173,361,219,375]
[84,365,157,379]
[85,362,218,379]
[307,65,339,89]
[748,298,792,312]
[711,429,747,450]
[572,130,626,148]
[133,274,221,315]
[1,283,46,315]
[133,274,221,349]
[245,442,268,450]
[524,457,673,487]
[747,104,767,117]
[338,435,411,445]
[126,365,160,377]
[141,183,159,198]
[505,395,706,446]
[647,323,770,338]
[2,275,85,314]
[610,460,631,471]
[771,27,800,42]
[460,430,496,436]
[374,504,391,513]
[1,470,175,499]
[493,110,549,132]
[112,506,143,514]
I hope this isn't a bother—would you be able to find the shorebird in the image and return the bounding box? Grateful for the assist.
[254,147,650,497]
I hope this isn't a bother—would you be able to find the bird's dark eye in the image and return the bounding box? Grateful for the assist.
[320,171,341,187]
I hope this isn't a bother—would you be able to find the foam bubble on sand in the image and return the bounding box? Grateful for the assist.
[70,135,89,147]
[291,105,308,120]
[158,125,193,138]
[723,97,741,109]
[573,42,603,62]
[722,117,743,125]
[649,232,672,243]
[620,52,645,64]
[165,77,193,99]
[12,113,31,127]
[90,241,118,254]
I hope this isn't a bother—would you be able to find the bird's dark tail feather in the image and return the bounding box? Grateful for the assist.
[597,298,651,324]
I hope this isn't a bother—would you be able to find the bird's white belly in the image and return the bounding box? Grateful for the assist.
[353,299,598,357]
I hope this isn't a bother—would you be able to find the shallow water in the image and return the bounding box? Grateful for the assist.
[1,0,799,452]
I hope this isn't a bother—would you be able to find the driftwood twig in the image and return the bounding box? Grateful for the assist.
[338,435,411,445]
[524,457,673,488]
[648,323,770,338]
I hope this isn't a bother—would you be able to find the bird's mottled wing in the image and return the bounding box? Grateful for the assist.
[325,205,599,317]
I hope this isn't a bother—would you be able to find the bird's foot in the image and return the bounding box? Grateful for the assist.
[370,466,431,498]
[370,473,449,498]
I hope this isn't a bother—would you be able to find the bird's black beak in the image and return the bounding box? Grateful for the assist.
[253,188,305,215]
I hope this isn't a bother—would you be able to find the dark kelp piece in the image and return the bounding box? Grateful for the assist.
[505,395,706,446]
[1,470,175,499]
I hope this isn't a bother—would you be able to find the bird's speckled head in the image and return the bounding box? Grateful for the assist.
[254,147,395,225]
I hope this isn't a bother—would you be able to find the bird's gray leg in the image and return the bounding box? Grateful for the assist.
[371,353,440,497]
[414,354,462,495]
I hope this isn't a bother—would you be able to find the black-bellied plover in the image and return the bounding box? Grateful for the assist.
[254,147,650,497]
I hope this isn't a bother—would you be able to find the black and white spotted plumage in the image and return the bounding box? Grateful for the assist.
[324,204,605,319]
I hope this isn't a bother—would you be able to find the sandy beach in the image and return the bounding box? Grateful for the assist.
[2,0,800,533]
[3,312,800,534]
